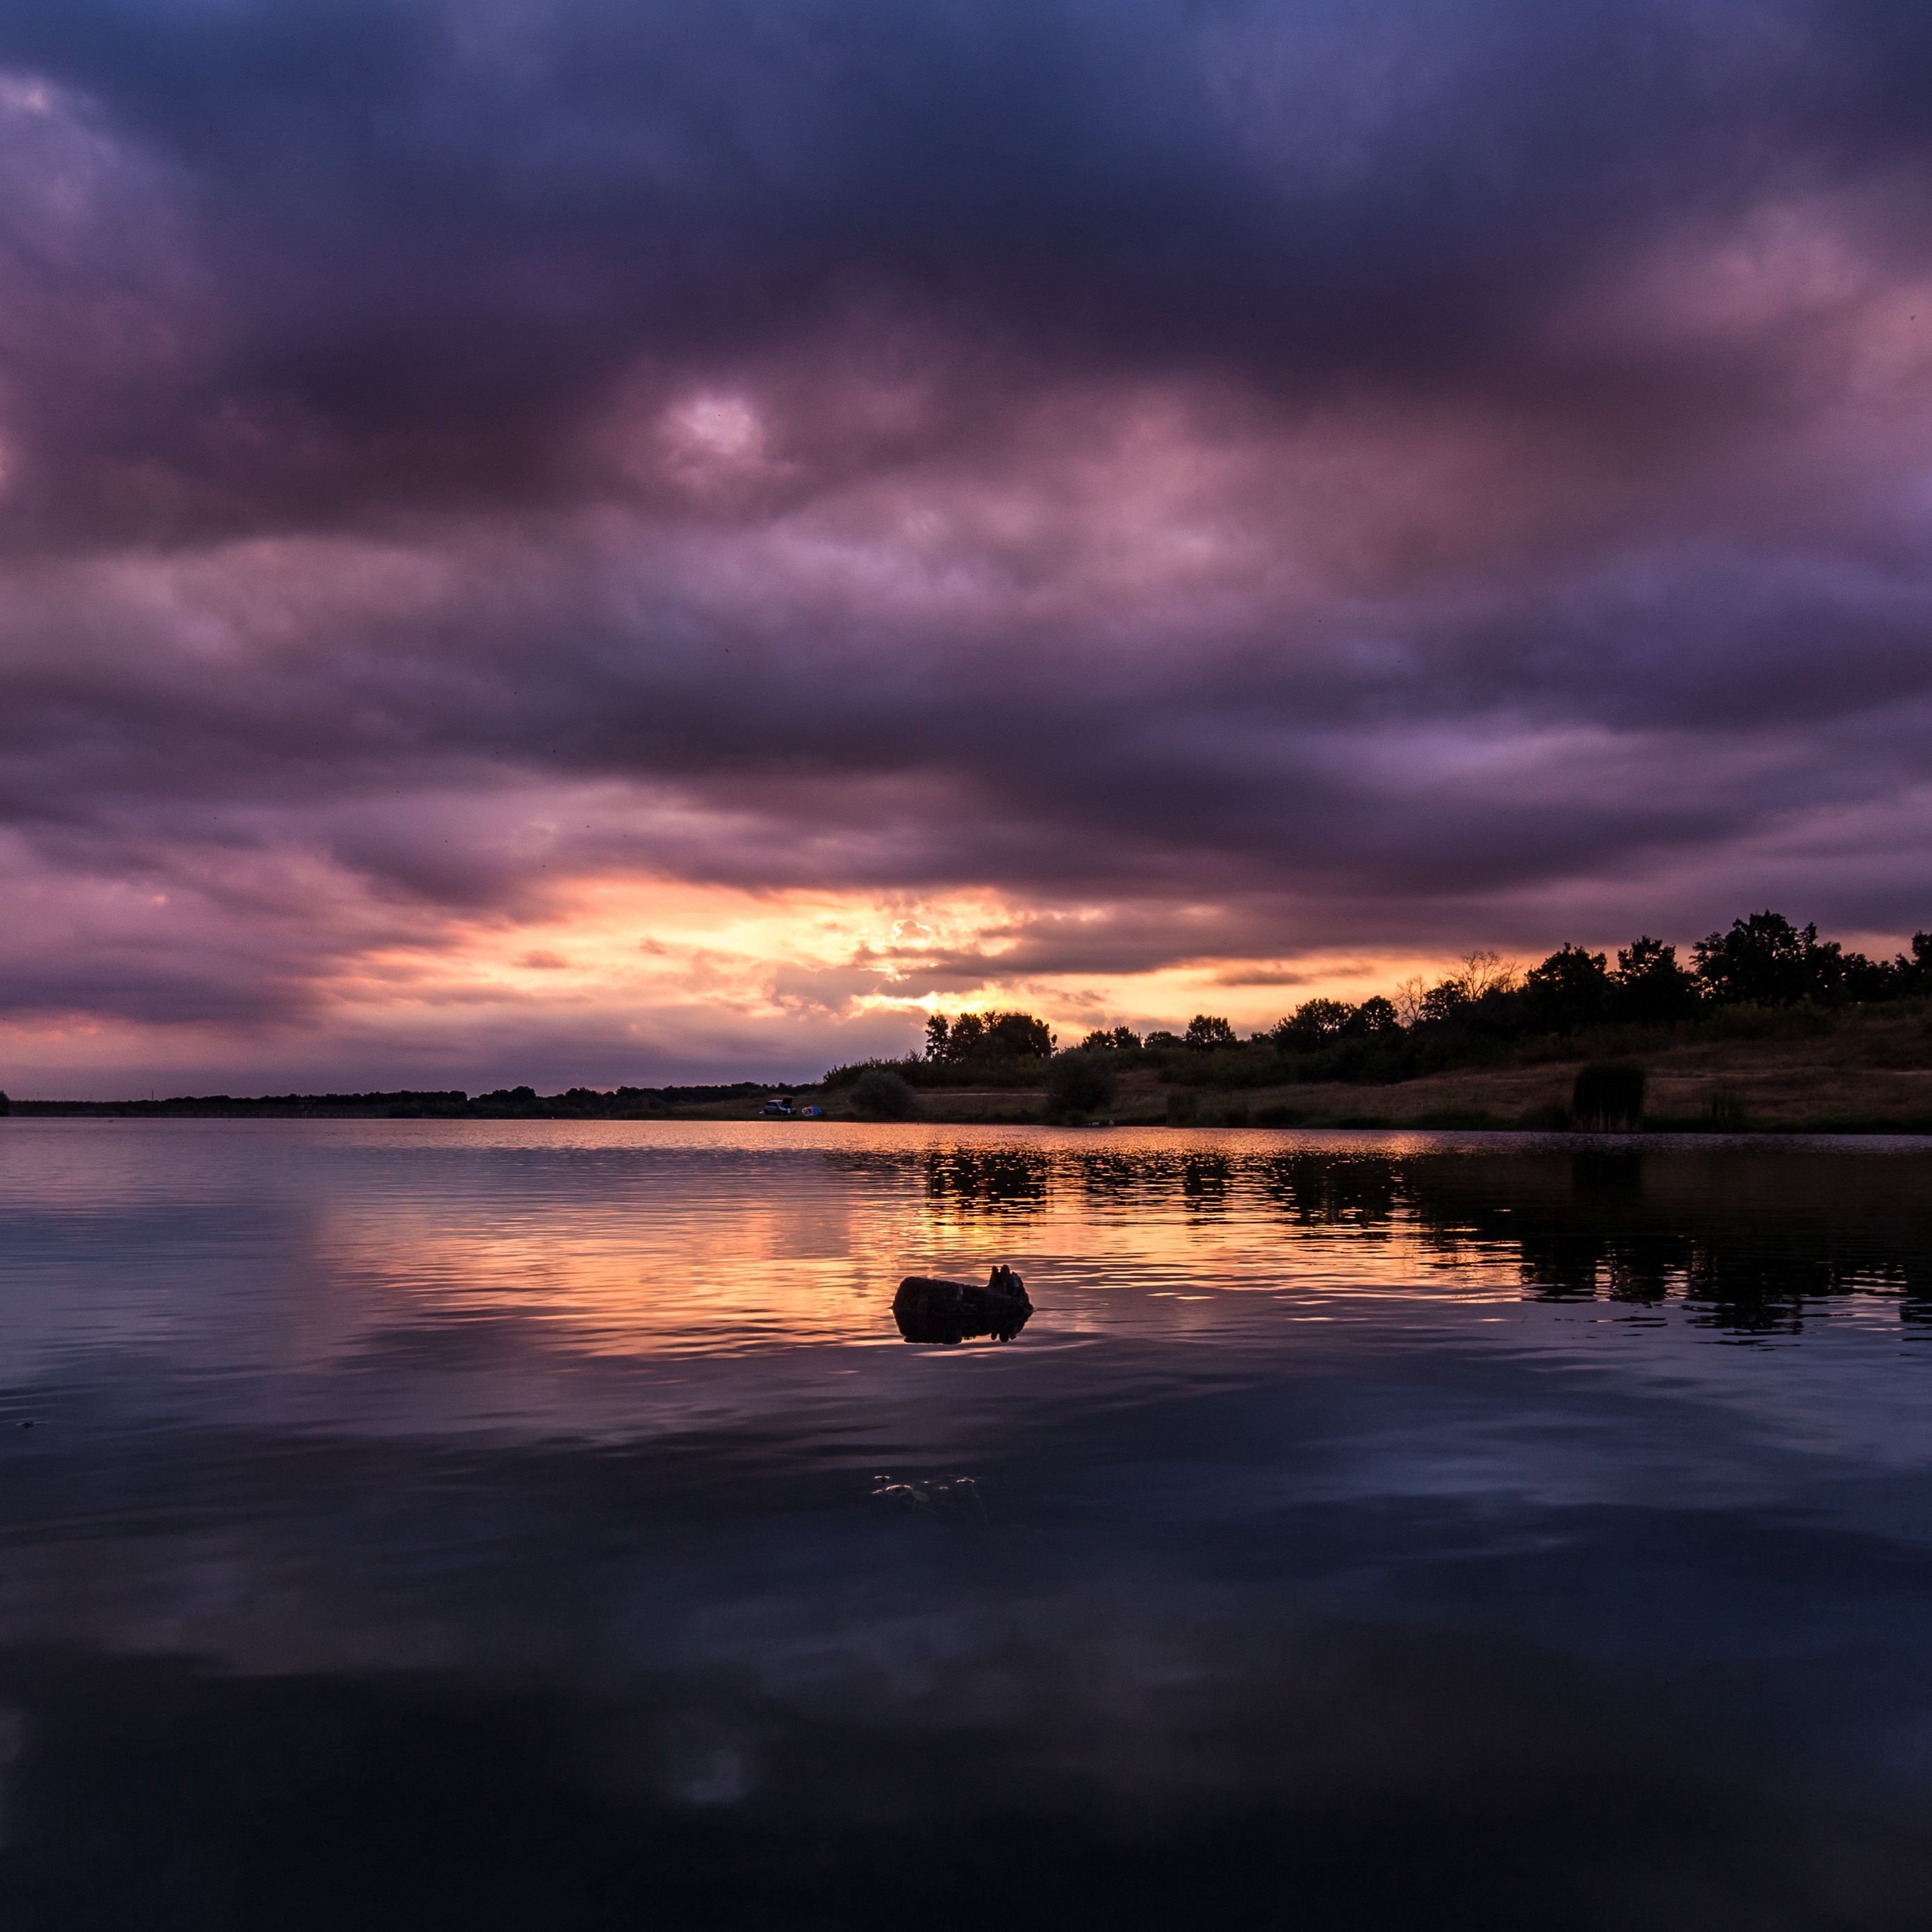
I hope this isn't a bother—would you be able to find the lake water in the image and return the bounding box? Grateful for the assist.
[3,1120,1932,1929]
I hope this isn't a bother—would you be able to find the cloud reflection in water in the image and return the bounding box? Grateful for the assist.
[2,1122,1932,1927]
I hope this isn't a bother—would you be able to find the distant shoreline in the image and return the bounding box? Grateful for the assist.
[8,1111,1931,1137]
[8,996,1932,1136]
[10,1106,1932,1139]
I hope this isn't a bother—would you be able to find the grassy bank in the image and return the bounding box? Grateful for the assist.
[794,999,1932,1132]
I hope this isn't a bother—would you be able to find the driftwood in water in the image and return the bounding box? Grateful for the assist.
[893,1265,1032,1344]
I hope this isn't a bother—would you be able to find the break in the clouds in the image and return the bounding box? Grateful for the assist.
[3,0,1932,1092]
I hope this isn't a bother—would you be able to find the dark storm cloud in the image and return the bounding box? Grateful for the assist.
[3,0,1932,1061]
[4,534,1924,898]
[3,0,1932,538]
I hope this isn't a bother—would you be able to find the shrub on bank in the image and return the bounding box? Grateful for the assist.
[825,1054,1047,1091]
[851,1068,923,1120]
[1572,1061,1646,1131]
[1044,1049,1118,1120]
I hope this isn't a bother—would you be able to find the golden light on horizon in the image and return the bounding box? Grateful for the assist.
[0,853,1506,1097]
[323,874,1482,1049]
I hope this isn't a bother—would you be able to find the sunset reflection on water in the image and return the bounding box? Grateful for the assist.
[290,1122,1931,1356]
[6,1121,1932,1929]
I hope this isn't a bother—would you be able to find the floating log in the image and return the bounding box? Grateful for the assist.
[892,1265,1032,1344]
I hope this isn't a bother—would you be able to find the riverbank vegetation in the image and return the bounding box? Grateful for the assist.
[821,911,1932,1131]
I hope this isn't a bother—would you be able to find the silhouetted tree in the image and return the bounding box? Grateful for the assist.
[1908,932,1932,993]
[1694,911,1844,1006]
[947,1012,987,1056]
[1184,1014,1238,1049]
[1354,995,1402,1035]
[1847,931,1931,1000]
[922,1008,1053,1063]
[1455,949,1518,999]
[1613,935,1699,1023]
[981,1011,1054,1057]
[1274,998,1355,1050]
[1841,951,1897,1001]
[1081,1025,1142,1051]
[1522,944,1612,1033]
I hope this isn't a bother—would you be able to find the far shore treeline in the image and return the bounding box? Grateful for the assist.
[826,910,1932,1116]
[3,910,1928,1122]
[0,1083,773,1122]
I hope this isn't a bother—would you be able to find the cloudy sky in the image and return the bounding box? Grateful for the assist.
[3,0,1931,1095]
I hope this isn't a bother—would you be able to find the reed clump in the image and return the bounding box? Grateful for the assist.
[1572,1061,1646,1131]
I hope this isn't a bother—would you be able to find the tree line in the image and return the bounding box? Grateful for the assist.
[1055,912,1931,1063]
[831,910,1930,1109]
[1,1083,780,1120]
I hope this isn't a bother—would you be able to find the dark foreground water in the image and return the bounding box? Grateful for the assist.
[3,1122,1932,1930]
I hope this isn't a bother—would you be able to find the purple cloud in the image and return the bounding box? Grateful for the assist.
[2,0,1931,1088]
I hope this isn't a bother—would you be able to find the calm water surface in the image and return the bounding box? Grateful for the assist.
[3,1120,1932,1929]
